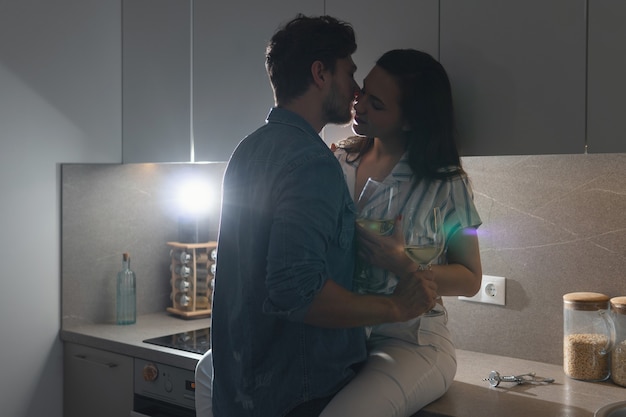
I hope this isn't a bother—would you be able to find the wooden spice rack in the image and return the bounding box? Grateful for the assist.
[166,241,217,319]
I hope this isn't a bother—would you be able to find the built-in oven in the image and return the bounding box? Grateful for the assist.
[132,359,197,417]
[132,327,211,416]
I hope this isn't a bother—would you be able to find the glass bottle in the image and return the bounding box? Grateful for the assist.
[170,264,191,278]
[116,253,136,325]
[170,249,191,264]
[174,278,190,292]
[174,293,191,308]
[611,296,626,387]
[196,267,209,279]
[196,295,210,309]
[563,292,613,381]
[195,252,209,264]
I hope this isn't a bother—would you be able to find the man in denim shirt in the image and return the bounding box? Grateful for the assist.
[197,15,438,417]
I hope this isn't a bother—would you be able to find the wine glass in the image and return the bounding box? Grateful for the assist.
[356,178,399,236]
[404,206,446,317]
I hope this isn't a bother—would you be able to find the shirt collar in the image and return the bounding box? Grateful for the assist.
[390,152,412,180]
[266,107,321,140]
[346,150,412,182]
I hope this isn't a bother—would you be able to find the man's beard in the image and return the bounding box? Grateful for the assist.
[323,81,353,126]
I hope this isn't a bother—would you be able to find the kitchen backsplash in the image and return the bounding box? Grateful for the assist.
[61,162,226,326]
[449,153,626,364]
[61,154,626,365]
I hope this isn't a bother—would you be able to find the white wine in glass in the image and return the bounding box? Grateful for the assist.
[404,245,442,265]
[356,218,395,235]
[404,206,445,267]
[356,178,399,236]
[404,206,445,317]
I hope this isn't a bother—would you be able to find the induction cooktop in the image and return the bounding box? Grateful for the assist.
[143,327,210,355]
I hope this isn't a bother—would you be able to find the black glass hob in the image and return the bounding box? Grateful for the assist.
[143,327,210,355]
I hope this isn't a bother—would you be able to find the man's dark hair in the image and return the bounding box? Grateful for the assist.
[266,14,356,105]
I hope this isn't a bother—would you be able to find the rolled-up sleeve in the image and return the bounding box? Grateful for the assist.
[448,175,482,232]
[262,155,347,322]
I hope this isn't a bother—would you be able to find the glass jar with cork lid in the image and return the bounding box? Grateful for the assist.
[610,296,626,387]
[563,292,614,381]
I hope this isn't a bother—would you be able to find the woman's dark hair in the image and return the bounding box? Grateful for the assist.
[339,49,463,182]
[266,14,356,105]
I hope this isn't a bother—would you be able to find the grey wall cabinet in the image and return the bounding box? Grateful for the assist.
[123,0,322,163]
[440,0,587,156]
[63,343,133,417]
[122,0,438,162]
[123,0,192,163]
[322,0,440,146]
[192,1,323,162]
[124,0,621,161]
[586,0,626,153]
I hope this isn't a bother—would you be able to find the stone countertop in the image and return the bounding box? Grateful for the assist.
[60,312,211,371]
[417,350,625,417]
[61,313,625,415]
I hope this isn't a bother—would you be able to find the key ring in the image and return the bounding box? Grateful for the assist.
[483,370,555,387]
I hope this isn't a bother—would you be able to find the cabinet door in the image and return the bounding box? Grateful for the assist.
[193,1,323,162]
[323,0,440,146]
[441,0,587,156]
[64,343,133,417]
[587,0,626,153]
[122,0,192,163]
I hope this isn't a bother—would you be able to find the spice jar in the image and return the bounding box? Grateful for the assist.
[563,292,614,381]
[611,296,626,387]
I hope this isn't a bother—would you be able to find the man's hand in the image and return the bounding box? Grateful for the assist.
[389,269,438,322]
[357,216,416,276]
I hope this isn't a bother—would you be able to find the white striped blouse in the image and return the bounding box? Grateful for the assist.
[334,147,482,295]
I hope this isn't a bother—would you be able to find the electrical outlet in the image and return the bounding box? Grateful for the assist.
[458,275,506,306]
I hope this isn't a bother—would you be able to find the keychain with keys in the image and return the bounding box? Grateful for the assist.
[483,370,555,387]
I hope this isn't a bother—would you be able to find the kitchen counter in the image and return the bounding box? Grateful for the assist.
[61,313,625,416]
[416,350,625,417]
[61,312,210,371]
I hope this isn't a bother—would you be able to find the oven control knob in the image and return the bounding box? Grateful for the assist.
[142,363,159,382]
[164,379,173,392]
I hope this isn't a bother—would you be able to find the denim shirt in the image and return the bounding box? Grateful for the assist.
[211,108,367,417]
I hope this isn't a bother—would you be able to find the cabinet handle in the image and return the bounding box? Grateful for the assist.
[74,354,118,368]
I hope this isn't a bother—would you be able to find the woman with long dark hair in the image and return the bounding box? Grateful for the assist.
[322,49,483,417]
